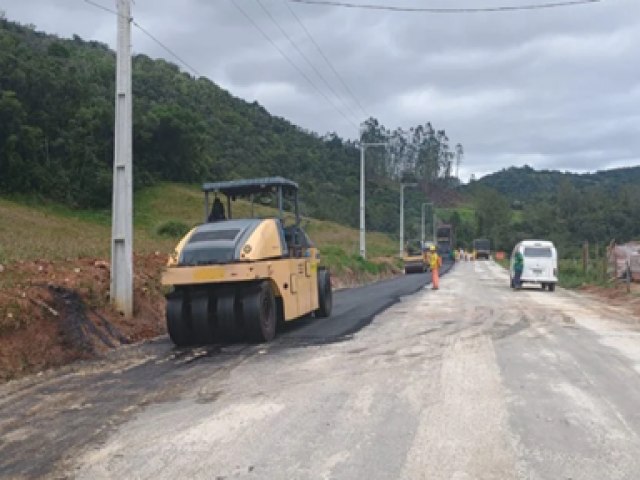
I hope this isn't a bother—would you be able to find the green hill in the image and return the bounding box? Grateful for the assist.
[472,165,640,203]
[459,165,640,257]
[0,18,438,236]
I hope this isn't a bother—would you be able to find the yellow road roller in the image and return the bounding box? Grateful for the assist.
[402,239,428,274]
[161,177,332,345]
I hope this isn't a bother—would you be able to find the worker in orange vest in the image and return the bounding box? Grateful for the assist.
[429,245,442,290]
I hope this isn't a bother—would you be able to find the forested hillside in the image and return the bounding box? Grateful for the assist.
[460,166,640,258]
[0,18,461,236]
[473,165,640,203]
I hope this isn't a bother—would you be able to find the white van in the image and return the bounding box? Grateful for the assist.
[510,240,558,291]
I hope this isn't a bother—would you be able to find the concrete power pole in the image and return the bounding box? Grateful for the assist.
[359,143,366,259]
[111,0,133,317]
[399,183,417,257]
[433,212,437,244]
[421,202,432,246]
[421,203,425,246]
[358,133,387,259]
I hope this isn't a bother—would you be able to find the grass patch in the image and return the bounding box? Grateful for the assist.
[436,206,476,223]
[558,259,609,289]
[321,246,395,277]
[0,182,398,280]
[156,220,191,238]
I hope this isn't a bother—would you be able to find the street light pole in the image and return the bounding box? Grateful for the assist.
[359,143,365,259]
[111,0,133,318]
[433,212,438,244]
[358,136,387,259]
[421,202,433,245]
[399,183,417,257]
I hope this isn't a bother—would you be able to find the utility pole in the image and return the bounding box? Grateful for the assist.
[359,141,365,259]
[433,212,437,244]
[399,183,417,257]
[421,202,433,245]
[358,126,386,259]
[111,0,133,317]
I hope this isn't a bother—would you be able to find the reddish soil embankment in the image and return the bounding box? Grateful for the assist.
[0,254,167,381]
[0,254,403,381]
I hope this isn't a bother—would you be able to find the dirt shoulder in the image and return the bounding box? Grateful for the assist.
[577,282,640,319]
[0,255,402,381]
[0,254,167,381]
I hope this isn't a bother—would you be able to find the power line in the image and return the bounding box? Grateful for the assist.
[230,0,358,129]
[82,0,119,16]
[283,0,368,118]
[289,0,601,13]
[131,20,201,76]
[81,0,201,76]
[84,0,358,128]
[255,0,361,125]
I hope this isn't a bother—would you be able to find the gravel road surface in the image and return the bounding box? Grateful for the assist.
[3,260,640,479]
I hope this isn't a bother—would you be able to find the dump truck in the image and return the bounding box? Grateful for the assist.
[403,239,428,274]
[472,238,491,260]
[161,177,332,345]
[436,224,455,257]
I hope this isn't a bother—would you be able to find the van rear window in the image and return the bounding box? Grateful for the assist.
[524,247,552,258]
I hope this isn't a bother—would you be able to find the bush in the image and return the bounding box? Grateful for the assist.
[156,220,190,238]
[558,259,608,288]
[320,245,393,276]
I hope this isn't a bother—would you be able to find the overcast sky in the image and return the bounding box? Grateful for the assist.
[2,0,639,180]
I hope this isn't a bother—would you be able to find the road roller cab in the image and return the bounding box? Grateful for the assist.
[161,177,332,346]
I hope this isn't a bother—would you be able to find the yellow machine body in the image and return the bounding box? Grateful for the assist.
[162,219,320,321]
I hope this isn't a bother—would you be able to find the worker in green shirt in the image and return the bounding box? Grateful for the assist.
[513,250,524,289]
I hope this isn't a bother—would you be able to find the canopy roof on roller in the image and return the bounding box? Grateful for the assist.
[202,177,298,197]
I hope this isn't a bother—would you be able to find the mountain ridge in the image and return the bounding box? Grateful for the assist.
[472,164,640,203]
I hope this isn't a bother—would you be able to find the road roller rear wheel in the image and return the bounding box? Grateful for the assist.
[217,289,241,341]
[315,269,332,318]
[166,291,193,347]
[191,290,216,344]
[243,281,277,343]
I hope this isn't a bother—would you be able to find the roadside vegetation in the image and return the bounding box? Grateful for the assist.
[0,183,398,262]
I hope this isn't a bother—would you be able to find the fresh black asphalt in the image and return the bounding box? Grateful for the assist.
[279,260,454,344]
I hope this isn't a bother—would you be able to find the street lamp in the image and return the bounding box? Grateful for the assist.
[421,202,433,246]
[399,182,418,257]
[359,125,386,259]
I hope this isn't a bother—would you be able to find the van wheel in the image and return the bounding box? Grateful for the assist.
[541,283,547,291]
[548,283,556,292]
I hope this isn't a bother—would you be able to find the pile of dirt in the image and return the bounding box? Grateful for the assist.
[0,254,167,381]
